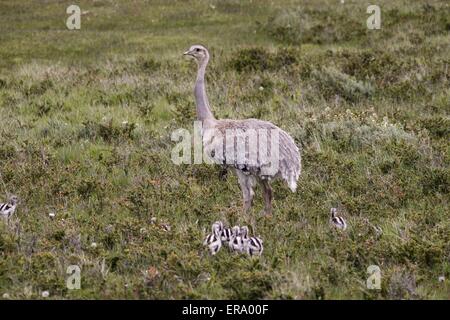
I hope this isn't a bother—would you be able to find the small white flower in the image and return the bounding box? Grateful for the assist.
[2,293,10,299]
[438,276,445,283]
[122,121,128,125]
[258,86,264,91]
[91,242,97,248]
[41,290,49,298]
[48,212,55,218]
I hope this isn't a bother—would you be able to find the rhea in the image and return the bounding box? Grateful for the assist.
[183,45,301,215]
[240,226,264,256]
[229,225,244,252]
[203,221,223,255]
[330,208,347,231]
[0,195,18,219]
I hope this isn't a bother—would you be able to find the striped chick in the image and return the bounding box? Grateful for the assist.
[203,221,223,255]
[229,226,244,252]
[0,195,18,219]
[240,226,263,256]
[330,208,347,231]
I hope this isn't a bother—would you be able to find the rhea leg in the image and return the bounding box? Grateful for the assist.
[236,170,255,213]
[261,179,273,216]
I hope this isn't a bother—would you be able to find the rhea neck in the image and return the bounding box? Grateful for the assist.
[195,55,215,121]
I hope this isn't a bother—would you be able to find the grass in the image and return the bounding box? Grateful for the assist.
[0,0,449,299]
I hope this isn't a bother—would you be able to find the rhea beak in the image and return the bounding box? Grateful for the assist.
[183,50,192,56]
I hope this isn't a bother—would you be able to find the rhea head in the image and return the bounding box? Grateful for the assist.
[212,221,223,234]
[240,226,249,238]
[183,44,209,65]
[231,226,241,236]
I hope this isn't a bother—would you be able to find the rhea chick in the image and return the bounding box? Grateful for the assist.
[229,226,244,252]
[240,226,264,256]
[0,195,19,219]
[330,208,347,231]
[204,221,223,255]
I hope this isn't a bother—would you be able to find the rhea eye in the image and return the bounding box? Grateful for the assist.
[196,48,200,52]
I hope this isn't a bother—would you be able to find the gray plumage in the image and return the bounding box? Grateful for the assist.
[184,45,301,215]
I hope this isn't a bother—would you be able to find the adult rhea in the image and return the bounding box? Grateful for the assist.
[183,45,301,216]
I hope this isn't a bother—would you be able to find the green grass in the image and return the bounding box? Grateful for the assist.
[0,0,449,299]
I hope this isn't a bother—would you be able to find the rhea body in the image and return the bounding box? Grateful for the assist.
[184,45,301,215]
